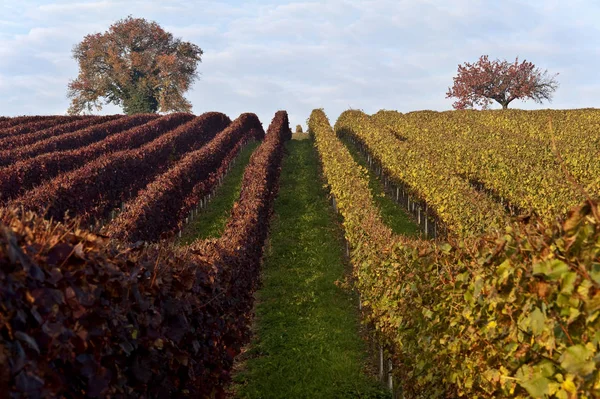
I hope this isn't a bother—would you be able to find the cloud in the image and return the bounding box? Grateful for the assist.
[1,0,599,127]
[37,1,113,13]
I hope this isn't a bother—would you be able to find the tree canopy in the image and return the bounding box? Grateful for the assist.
[67,16,203,115]
[446,55,559,110]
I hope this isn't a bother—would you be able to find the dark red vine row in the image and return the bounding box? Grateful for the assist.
[0,114,165,167]
[0,115,122,151]
[0,115,89,131]
[0,110,291,398]
[107,113,264,242]
[11,113,231,224]
[0,114,184,201]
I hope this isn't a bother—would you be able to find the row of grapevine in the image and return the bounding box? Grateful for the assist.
[0,115,122,151]
[0,115,92,134]
[0,115,54,129]
[341,132,443,238]
[335,110,509,236]
[0,114,177,200]
[372,109,599,222]
[0,114,168,167]
[0,111,291,397]
[107,113,264,242]
[9,113,232,224]
[311,108,600,398]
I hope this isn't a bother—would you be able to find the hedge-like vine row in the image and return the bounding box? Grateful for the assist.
[0,115,122,151]
[0,115,57,130]
[0,114,165,167]
[10,113,231,224]
[310,108,600,398]
[0,111,290,397]
[371,109,596,223]
[335,110,509,236]
[107,113,264,242]
[0,114,171,201]
[0,115,91,135]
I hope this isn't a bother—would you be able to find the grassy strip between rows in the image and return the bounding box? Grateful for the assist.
[178,140,260,244]
[339,134,420,237]
[232,140,389,398]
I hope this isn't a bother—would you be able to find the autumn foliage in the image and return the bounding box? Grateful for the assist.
[446,55,559,109]
[0,115,158,201]
[312,109,600,398]
[67,16,203,115]
[107,114,264,242]
[9,114,229,225]
[0,111,290,397]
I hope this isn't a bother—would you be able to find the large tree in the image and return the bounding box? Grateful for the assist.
[67,16,203,115]
[446,55,559,110]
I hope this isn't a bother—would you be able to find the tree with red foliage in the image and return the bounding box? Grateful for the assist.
[446,55,559,110]
[67,16,202,115]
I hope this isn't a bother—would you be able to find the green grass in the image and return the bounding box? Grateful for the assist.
[339,135,421,237]
[178,140,260,244]
[232,140,389,398]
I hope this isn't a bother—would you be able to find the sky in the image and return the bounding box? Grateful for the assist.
[0,0,599,129]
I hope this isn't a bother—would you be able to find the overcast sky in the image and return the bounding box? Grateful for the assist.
[0,0,598,128]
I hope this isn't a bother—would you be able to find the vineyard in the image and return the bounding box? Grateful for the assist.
[1,108,599,398]
[312,108,600,398]
[0,112,291,397]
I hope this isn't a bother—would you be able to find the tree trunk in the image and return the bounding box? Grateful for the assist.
[501,103,508,109]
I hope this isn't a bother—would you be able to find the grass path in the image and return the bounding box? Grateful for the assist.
[232,140,388,398]
[339,135,420,237]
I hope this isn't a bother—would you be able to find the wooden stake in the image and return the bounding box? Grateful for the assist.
[379,346,384,382]
[388,358,393,391]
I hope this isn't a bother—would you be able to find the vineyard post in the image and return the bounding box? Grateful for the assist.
[424,205,428,238]
[388,359,393,392]
[379,346,384,382]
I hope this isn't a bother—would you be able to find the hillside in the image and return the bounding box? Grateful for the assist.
[1,109,599,398]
